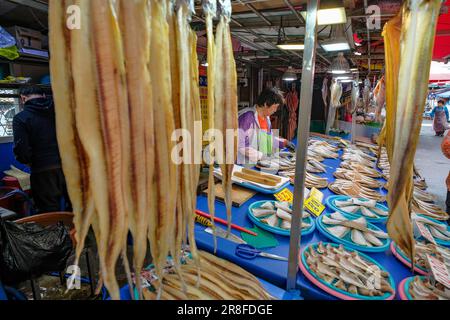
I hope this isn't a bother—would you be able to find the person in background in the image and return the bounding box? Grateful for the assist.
[430,100,450,137]
[238,88,294,165]
[13,86,71,214]
[442,130,450,221]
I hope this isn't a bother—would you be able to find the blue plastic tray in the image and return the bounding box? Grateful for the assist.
[248,201,316,237]
[326,195,389,224]
[316,213,391,253]
[415,214,450,247]
[300,242,396,300]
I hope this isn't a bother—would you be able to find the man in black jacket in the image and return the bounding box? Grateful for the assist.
[13,86,71,214]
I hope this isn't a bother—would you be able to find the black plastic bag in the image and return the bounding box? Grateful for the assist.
[0,219,73,285]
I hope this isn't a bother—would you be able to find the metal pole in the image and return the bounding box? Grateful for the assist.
[287,0,319,292]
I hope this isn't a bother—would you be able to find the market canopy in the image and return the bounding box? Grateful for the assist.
[433,0,450,62]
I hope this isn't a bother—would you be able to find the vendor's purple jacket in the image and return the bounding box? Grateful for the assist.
[238,107,285,165]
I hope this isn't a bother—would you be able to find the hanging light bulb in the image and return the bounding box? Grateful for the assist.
[329,52,350,74]
[282,66,297,82]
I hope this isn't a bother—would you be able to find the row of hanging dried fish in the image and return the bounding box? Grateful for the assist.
[379,0,442,266]
[49,0,253,300]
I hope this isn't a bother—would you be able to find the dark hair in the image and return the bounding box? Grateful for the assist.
[438,100,445,105]
[19,85,45,97]
[256,89,284,108]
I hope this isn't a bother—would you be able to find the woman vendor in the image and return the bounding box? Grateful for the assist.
[238,88,295,165]
[430,100,449,137]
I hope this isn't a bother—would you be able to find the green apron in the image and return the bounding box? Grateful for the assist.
[258,130,273,156]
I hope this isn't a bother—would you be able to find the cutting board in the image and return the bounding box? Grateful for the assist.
[203,184,256,207]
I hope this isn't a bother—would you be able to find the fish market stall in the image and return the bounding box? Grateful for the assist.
[194,138,415,300]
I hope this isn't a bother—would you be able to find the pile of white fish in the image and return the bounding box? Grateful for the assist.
[322,213,389,248]
[329,179,386,202]
[334,198,388,219]
[333,168,384,189]
[251,201,311,231]
[309,140,340,159]
[305,242,395,297]
[408,277,450,300]
[412,198,449,221]
[412,214,450,243]
[396,240,450,272]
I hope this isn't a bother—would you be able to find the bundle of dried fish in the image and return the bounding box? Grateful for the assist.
[309,139,340,153]
[414,177,428,190]
[251,201,312,231]
[333,168,384,189]
[414,188,436,203]
[304,242,395,298]
[214,0,239,234]
[343,147,377,162]
[387,0,442,270]
[412,214,450,243]
[320,213,389,248]
[143,250,273,300]
[309,142,340,159]
[412,199,450,221]
[329,180,386,202]
[334,197,388,219]
[341,153,375,168]
[288,172,328,189]
[340,161,382,178]
[395,240,450,273]
[408,277,450,300]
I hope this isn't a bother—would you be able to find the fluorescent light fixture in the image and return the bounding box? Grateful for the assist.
[335,76,351,80]
[277,43,305,51]
[331,70,347,74]
[321,40,350,52]
[301,7,347,25]
[282,66,297,82]
[339,79,353,83]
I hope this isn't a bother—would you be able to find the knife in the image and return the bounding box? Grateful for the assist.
[204,227,247,245]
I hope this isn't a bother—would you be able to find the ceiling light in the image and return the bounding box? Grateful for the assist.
[322,41,350,52]
[354,51,362,56]
[339,79,353,83]
[329,52,350,74]
[282,66,297,82]
[301,7,347,26]
[335,76,351,80]
[277,43,305,51]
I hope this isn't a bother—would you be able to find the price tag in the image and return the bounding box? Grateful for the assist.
[414,221,436,245]
[426,254,450,289]
[274,188,294,203]
[309,187,324,202]
[304,196,326,217]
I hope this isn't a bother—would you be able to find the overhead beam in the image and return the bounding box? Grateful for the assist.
[283,0,305,25]
[245,3,273,26]
[6,0,48,12]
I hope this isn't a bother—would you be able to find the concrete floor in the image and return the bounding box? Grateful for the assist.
[415,119,449,209]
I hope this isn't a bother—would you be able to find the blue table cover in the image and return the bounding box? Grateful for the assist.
[194,147,414,300]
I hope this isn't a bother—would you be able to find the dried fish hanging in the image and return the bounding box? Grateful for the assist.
[387,0,441,265]
[377,13,402,162]
[203,0,218,250]
[50,0,267,301]
[326,79,342,134]
[118,0,153,298]
[148,0,179,293]
[214,0,238,234]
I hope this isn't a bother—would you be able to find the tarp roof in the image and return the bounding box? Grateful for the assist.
[433,1,450,61]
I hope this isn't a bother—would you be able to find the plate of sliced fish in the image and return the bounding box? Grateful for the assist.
[316,213,390,253]
[391,241,450,275]
[214,165,290,194]
[399,276,450,300]
[412,213,450,247]
[328,180,386,203]
[248,201,315,237]
[326,195,389,223]
[300,242,396,300]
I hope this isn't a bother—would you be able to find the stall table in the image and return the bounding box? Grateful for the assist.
[194,147,414,300]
